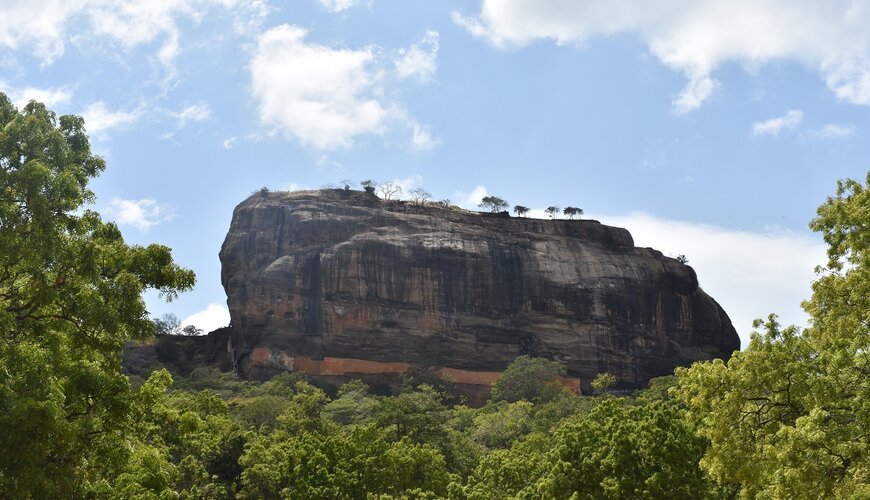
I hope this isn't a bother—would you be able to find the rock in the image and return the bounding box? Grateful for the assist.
[219,189,739,394]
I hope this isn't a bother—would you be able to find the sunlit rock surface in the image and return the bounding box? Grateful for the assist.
[219,189,739,393]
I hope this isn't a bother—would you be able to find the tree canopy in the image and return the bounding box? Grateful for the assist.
[545,206,560,219]
[563,206,583,219]
[479,196,508,213]
[673,171,870,498]
[2,92,868,499]
[0,94,195,497]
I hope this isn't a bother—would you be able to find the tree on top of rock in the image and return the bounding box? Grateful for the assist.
[378,181,402,200]
[409,188,432,205]
[479,196,509,213]
[513,205,530,217]
[563,206,583,219]
[360,179,376,195]
[545,206,561,219]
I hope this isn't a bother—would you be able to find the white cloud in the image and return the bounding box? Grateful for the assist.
[108,197,174,231]
[453,185,489,209]
[172,101,212,126]
[453,1,870,111]
[395,30,439,82]
[285,182,311,191]
[752,109,803,137]
[80,101,143,137]
[0,0,79,64]
[249,25,438,152]
[250,24,388,150]
[594,212,826,346]
[0,82,73,109]
[393,175,423,196]
[410,121,440,151]
[0,0,268,70]
[222,136,238,149]
[213,0,271,35]
[318,0,363,13]
[804,123,856,140]
[181,303,230,333]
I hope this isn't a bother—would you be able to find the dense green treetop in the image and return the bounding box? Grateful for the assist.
[0,94,195,497]
[674,171,870,499]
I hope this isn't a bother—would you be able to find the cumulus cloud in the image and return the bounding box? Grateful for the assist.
[80,101,143,137]
[250,24,388,150]
[752,109,803,137]
[410,120,440,151]
[453,1,870,112]
[249,25,439,151]
[395,30,439,82]
[108,198,174,231]
[181,303,231,333]
[0,82,73,109]
[392,175,423,196]
[453,185,489,209]
[593,212,826,346]
[0,0,268,70]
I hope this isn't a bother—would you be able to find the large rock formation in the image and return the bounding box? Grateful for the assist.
[220,189,739,395]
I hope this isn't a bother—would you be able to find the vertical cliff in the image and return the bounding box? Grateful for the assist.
[220,189,739,393]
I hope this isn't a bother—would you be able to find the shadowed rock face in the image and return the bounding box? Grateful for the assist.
[220,189,739,390]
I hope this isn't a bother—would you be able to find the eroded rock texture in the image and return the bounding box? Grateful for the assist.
[220,190,739,391]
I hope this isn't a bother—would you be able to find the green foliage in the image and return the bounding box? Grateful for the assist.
[236,383,454,499]
[322,379,378,425]
[590,372,617,394]
[360,179,377,195]
[479,195,509,213]
[376,384,450,445]
[0,95,194,498]
[7,92,865,498]
[674,171,870,498]
[154,312,181,335]
[544,206,560,219]
[490,355,569,404]
[533,398,716,499]
[563,206,583,219]
[471,400,533,449]
[513,205,529,217]
[460,432,551,499]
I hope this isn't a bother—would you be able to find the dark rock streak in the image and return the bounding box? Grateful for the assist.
[220,190,739,389]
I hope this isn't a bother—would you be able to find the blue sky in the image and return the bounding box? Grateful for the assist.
[2,0,868,346]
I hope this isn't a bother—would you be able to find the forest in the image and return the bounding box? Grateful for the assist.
[0,94,867,499]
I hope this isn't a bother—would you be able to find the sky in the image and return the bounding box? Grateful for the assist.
[1,0,868,347]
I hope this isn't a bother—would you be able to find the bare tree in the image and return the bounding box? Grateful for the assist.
[338,179,354,191]
[378,181,403,200]
[545,206,561,219]
[409,187,432,205]
[513,205,530,217]
[153,313,181,335]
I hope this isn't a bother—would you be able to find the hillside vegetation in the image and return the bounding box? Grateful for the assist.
[0,94,867,498]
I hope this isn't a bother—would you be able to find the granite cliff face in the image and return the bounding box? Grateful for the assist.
[220,189,739,394]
